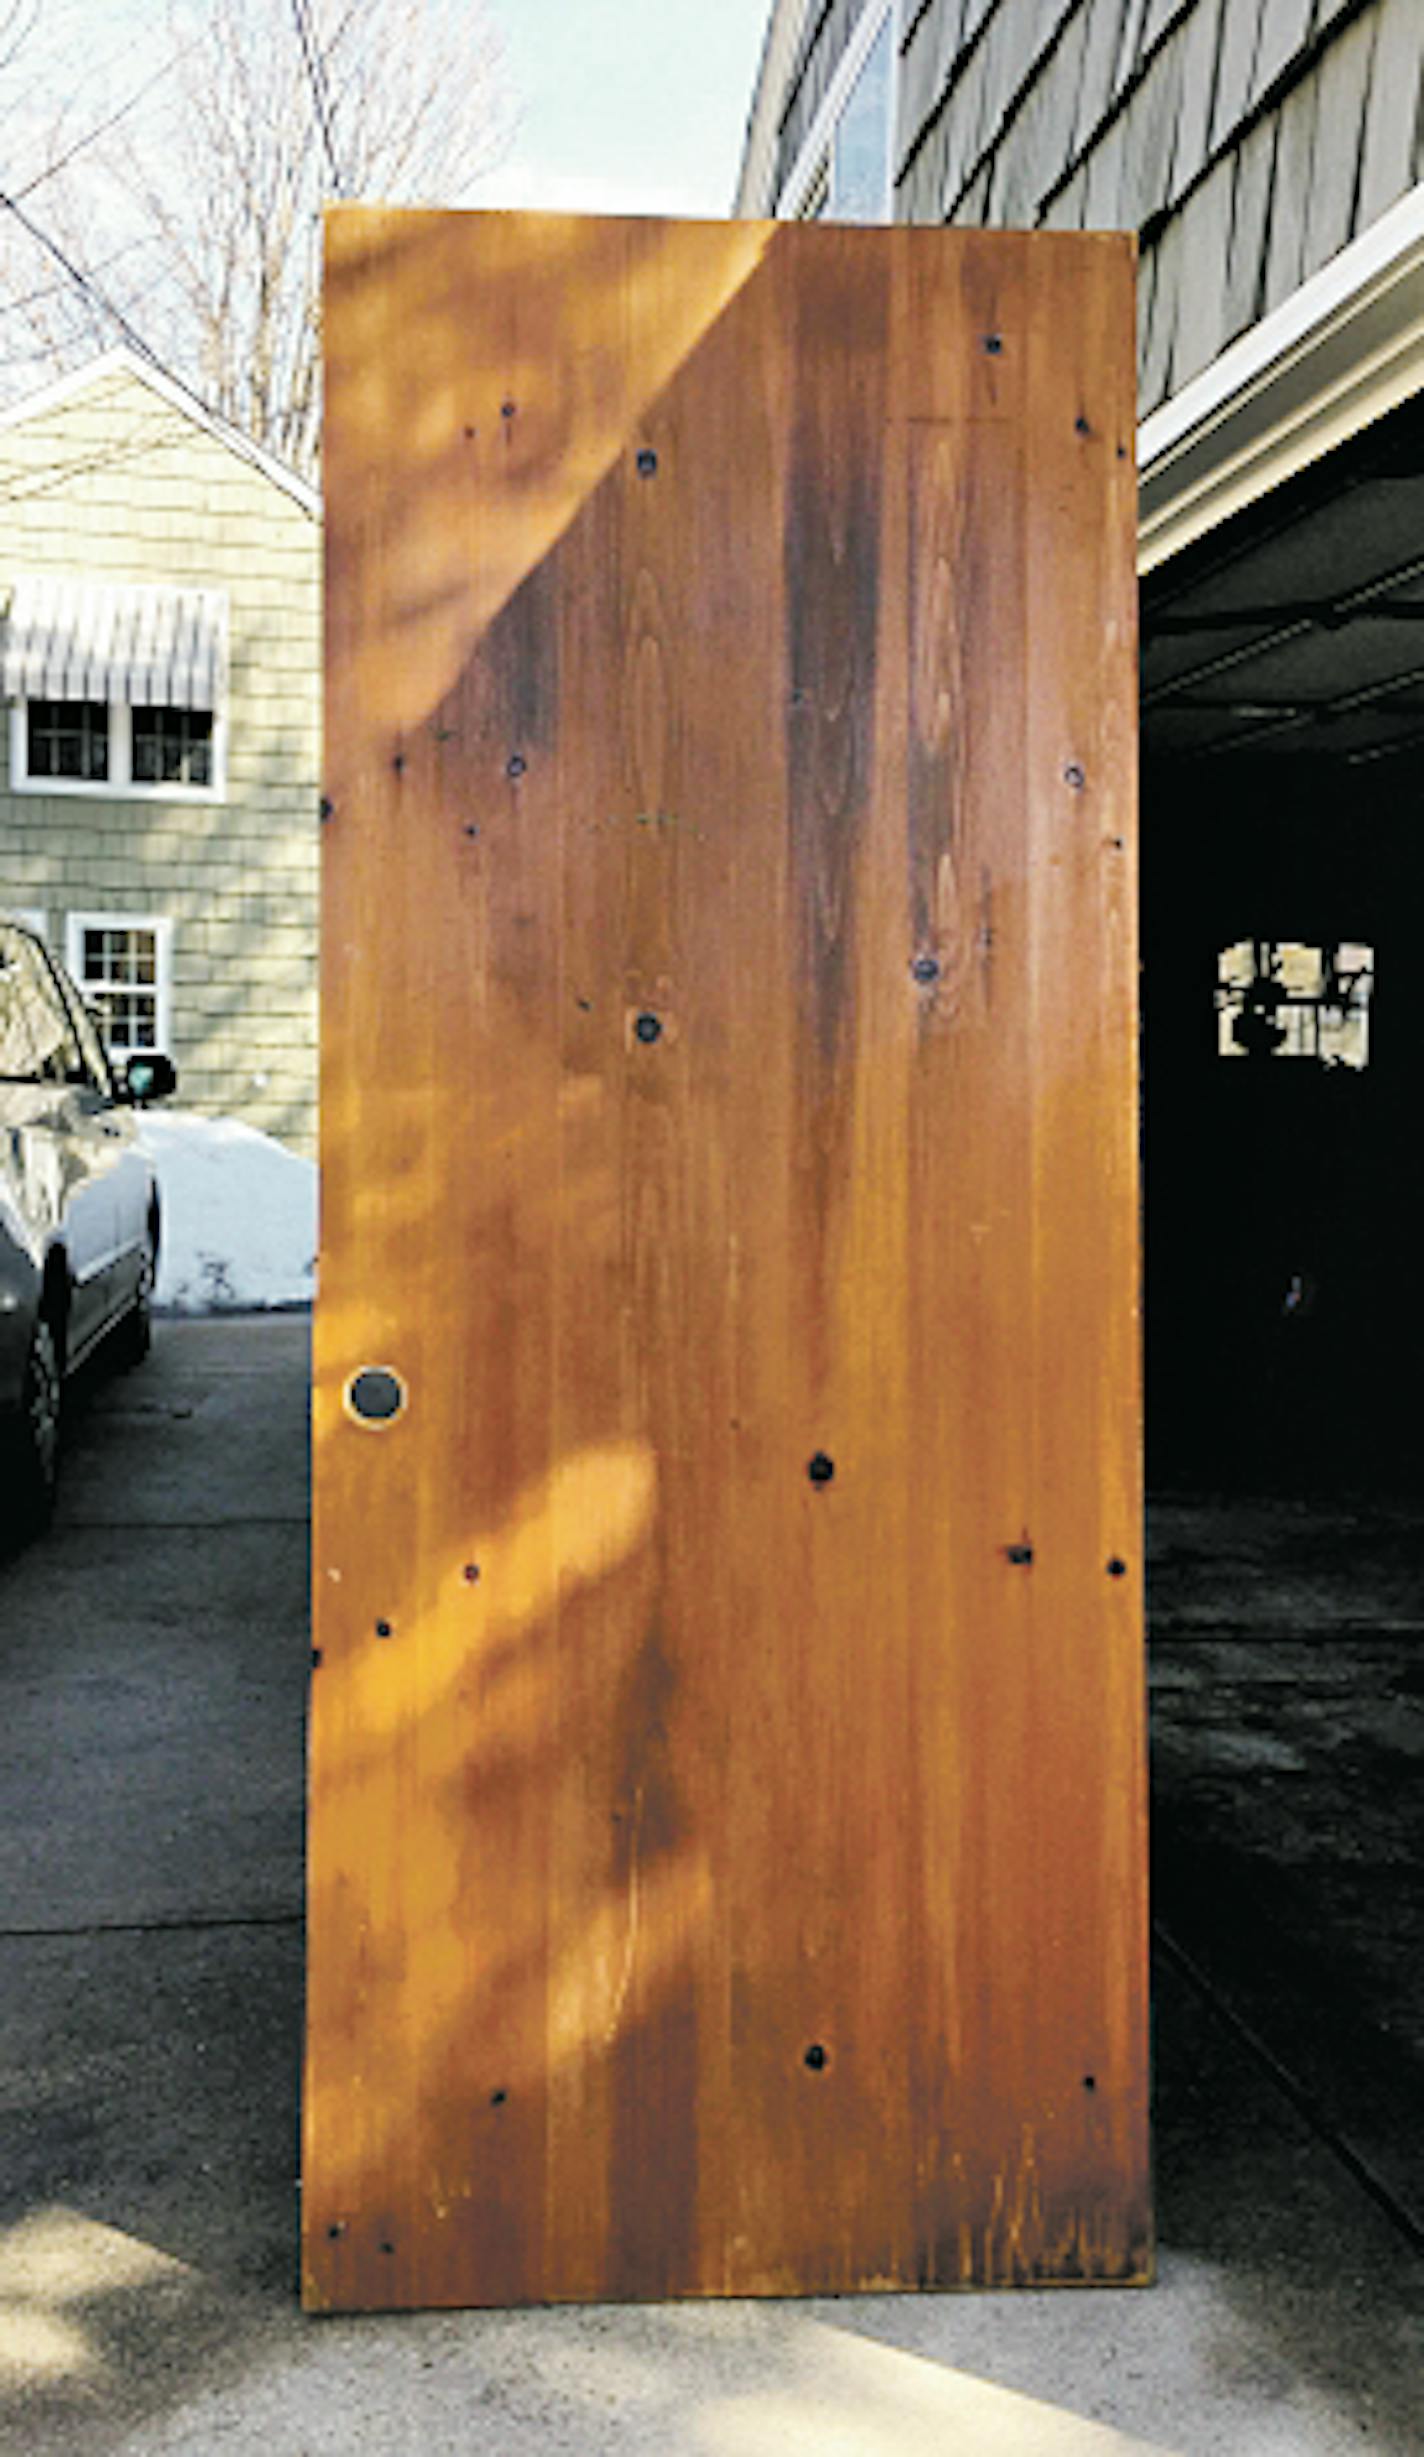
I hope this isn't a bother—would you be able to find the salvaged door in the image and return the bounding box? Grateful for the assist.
[306,208,1147,2310]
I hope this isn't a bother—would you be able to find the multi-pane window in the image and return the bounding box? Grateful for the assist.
[14,699,222,795]
[4,579,225,798]
[132,705,214,787]
[68,919,170,1056]
[26,698,110,781]
[1216,941,1374,1069]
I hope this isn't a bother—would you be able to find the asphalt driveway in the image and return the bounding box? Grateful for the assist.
[0,1316,1419,2455]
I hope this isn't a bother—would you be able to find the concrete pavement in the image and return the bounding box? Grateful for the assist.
[0,1316,1419,2454]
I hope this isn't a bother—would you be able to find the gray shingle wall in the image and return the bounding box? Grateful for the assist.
[764,0,1424,411]
[903,0,1423,409]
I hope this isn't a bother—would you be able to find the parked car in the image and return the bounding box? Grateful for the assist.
[0,916,176,1537]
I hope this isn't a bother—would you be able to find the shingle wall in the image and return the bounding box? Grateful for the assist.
[0,365,321,1154]
[758,0,1424,413]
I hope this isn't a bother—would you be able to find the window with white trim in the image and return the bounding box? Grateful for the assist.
[132,703,214,786]
[65,912,174,1057]
[26,697,109,781]
[3,577,226,801]
[11,698,220,798]
[785,0,897,225]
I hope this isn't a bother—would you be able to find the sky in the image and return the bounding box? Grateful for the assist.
[472,0,772,219]
[43,0,774,224]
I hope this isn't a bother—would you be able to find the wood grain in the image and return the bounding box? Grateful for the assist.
[306,209,1147,2310]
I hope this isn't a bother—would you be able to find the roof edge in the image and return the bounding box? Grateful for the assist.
[1137,181,1424,573]
[0,346,322,520]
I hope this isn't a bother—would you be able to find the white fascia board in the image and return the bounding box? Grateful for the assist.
[0,346,321,521]
[1137,183,1424,573]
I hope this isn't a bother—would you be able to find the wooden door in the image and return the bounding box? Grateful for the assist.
[306,208,1147,2311]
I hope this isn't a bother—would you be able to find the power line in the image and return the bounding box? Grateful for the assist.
[0,184,287,481]
[290,0,345,196]
[0,236,147,323]
[0,183,174,380]
[8,41,194,208]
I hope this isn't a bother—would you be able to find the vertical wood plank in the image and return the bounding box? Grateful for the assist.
[1024,231,1148,2281]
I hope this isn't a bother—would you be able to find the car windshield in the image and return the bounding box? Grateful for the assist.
[0,926,89,1084]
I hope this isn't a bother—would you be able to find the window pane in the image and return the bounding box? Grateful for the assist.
[1216,939,1373,1070]
[73,923,164,1054]
[54,975,110,1090]
[831,18,891,222]
[27,699,109,782]
[132,705,214,788]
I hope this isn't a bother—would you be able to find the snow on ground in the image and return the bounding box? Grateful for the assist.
[134,1110,317,1313]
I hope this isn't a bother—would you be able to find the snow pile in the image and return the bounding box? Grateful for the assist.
[134,1110,317,1313]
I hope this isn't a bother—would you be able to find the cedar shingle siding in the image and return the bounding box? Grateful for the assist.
[762,0,1424,412]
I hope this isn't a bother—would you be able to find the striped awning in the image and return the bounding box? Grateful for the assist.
[1,576,227,711]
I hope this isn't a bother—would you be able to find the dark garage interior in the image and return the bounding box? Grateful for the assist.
[1140,387,1424,2249]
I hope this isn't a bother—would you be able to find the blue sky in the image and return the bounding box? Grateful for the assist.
[473,0,771,217]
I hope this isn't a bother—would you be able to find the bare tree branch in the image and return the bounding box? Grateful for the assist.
[0,0,512,480]
[106,0,512,477]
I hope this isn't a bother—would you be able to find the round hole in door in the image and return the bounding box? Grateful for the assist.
[345,1366,407,1428]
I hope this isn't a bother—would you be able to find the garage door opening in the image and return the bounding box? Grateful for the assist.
[1138,389,1424,2244]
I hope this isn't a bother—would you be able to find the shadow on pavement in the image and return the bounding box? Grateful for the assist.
[0,1324,1420,2454]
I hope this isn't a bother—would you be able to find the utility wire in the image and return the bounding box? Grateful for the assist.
[0,183,298,483]
[290,0,345,196]
[0,183,175,381]
[8,41,194,207]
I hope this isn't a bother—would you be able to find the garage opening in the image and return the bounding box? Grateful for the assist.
[1139,387,1424,2242]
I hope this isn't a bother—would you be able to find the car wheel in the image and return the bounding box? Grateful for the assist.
[4,1314,61,1539]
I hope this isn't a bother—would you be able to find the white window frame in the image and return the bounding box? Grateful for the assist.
[65,910,175,1057]
[780,0,900,224]
[10,697,227,803]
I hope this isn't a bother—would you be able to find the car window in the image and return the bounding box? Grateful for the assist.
[50,966,114,1097]
[0,926,92,1088]
[0,927,41,1080]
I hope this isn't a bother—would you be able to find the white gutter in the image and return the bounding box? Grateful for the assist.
[1137,182,1424,573]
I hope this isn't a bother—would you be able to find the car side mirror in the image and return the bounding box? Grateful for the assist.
[122,1053,177,1105]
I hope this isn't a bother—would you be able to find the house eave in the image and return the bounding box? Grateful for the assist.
[0,346,322,520]
[1137,180,1424,574]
